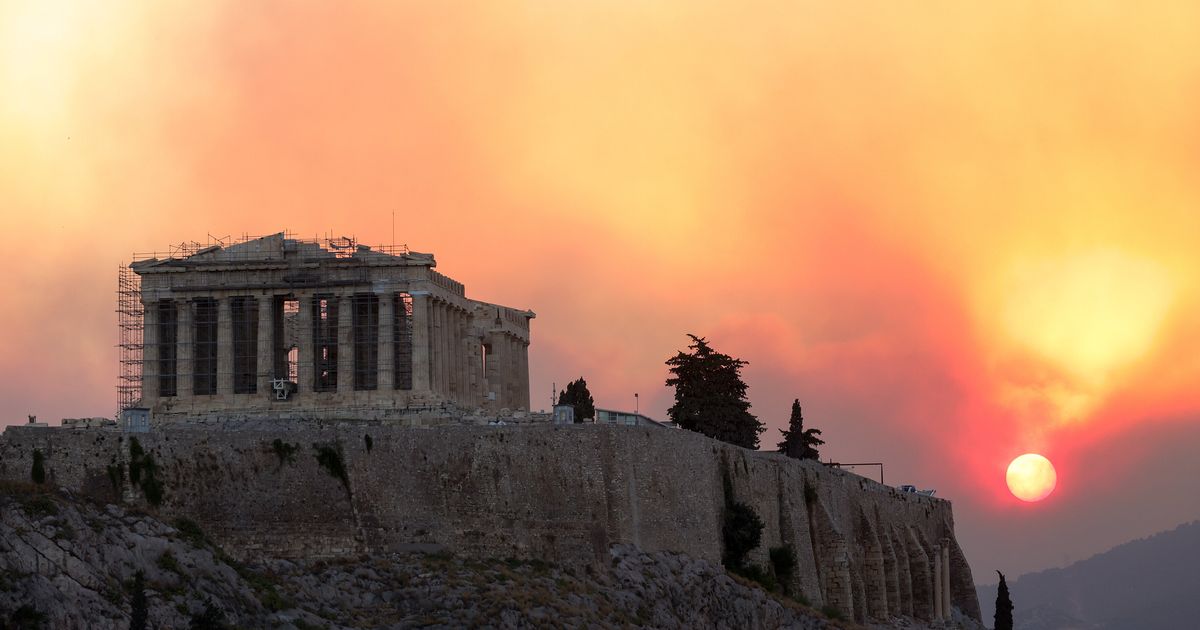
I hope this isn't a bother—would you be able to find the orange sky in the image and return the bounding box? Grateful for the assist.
[2,0,1199,578]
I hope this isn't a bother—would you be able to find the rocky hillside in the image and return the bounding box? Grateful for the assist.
[0,483,853,629]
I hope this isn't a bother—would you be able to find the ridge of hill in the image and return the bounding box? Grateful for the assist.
[976,520,1200,630]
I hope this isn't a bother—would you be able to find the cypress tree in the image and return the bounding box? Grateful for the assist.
[130,570,148,630]
[777,400,824,460]
[994,570,1014,630]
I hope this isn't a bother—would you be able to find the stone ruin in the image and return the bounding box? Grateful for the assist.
[118,233,535,424]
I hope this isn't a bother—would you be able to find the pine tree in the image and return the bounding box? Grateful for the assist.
[994,570,1014,630]
[130,571,148,630]
[777,400,824,460]
[556,377,595,422]
[665,335,764,449]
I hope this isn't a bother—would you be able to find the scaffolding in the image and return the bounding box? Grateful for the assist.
[117,263,143,413]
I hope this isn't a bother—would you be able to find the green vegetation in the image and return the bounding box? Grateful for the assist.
[313,443,350,494]
[106,462,124,495]
[820,604,844,620]
[188,598,229,629]
[769,545,797,594]
[20,495,58,518]
[30,449,45,485]
[173,517,207,548]
[995,570,1014,630]
[1,605,47,629]
[130,571,148,630]
[363,434,373,452]
[666,335,763,449]
[157,550,182,575]
[128,438,164,506]
[722,501,764,569]
[556,377,595,422]
[777,399,824,460]
[803,481,818,505]
[271,439,298,467]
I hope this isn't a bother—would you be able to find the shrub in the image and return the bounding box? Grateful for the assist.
[128,438,146,484]
[30,449,46,485]
[820,604,844,620]
[129,438,164,506]
[21,495,58,518]
[733,563,777,592]
[173,517,206,548]
[3,605,47,629]
[271,439,298,467]
[107,462,125,495]
[803,481,817,505]
[313,443,350,494]
[769,545,797,592]
[722,501,763,569]
[188,598,229,630]
[158,550,182,575]
[364,434,373,452]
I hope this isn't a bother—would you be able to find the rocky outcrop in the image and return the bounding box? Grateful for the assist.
[1,485,844,629]
[0,422,981,625]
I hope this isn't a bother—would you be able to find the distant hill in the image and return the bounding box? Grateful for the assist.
[976,520,1200,629]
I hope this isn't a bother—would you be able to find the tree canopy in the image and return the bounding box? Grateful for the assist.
[665,335,764,449]
[557,377,595,422]
[777,400,824,460]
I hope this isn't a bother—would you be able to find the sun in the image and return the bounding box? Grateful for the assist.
[1006,453,1057,502]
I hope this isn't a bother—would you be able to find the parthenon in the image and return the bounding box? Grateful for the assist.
[120,233,533,420]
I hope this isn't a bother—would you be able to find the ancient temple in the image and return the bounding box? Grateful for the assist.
[120,233,533,420]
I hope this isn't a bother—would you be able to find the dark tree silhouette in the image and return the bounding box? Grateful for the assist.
[189,598,229,629]
[557,377,595,422]
[777,400,824,460]
[994,570,1014,630]
[130,571,147,630]
[665,335,764,449]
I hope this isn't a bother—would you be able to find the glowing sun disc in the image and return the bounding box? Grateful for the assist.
[1006,453,1057,502]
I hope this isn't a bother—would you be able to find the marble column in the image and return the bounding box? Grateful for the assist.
[487,331,504,405]
[453,308,465,404]
[297,293,314,393]
[440,302,452,397]
[216,296,234,396]
[378,292,394,390]
[410,292,431,392]
[141,300,160,402]
[177,299,194,399]
[256,295,273,395]
[518,340,530,411]
[337,294,354,393]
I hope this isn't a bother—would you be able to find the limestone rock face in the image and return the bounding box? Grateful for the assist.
[0,487,841,628]
[0,423,981,626]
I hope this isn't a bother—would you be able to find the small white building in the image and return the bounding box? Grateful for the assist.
[594,408,671,428]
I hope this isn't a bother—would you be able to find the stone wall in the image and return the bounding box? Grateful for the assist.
[0,423,980,624]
